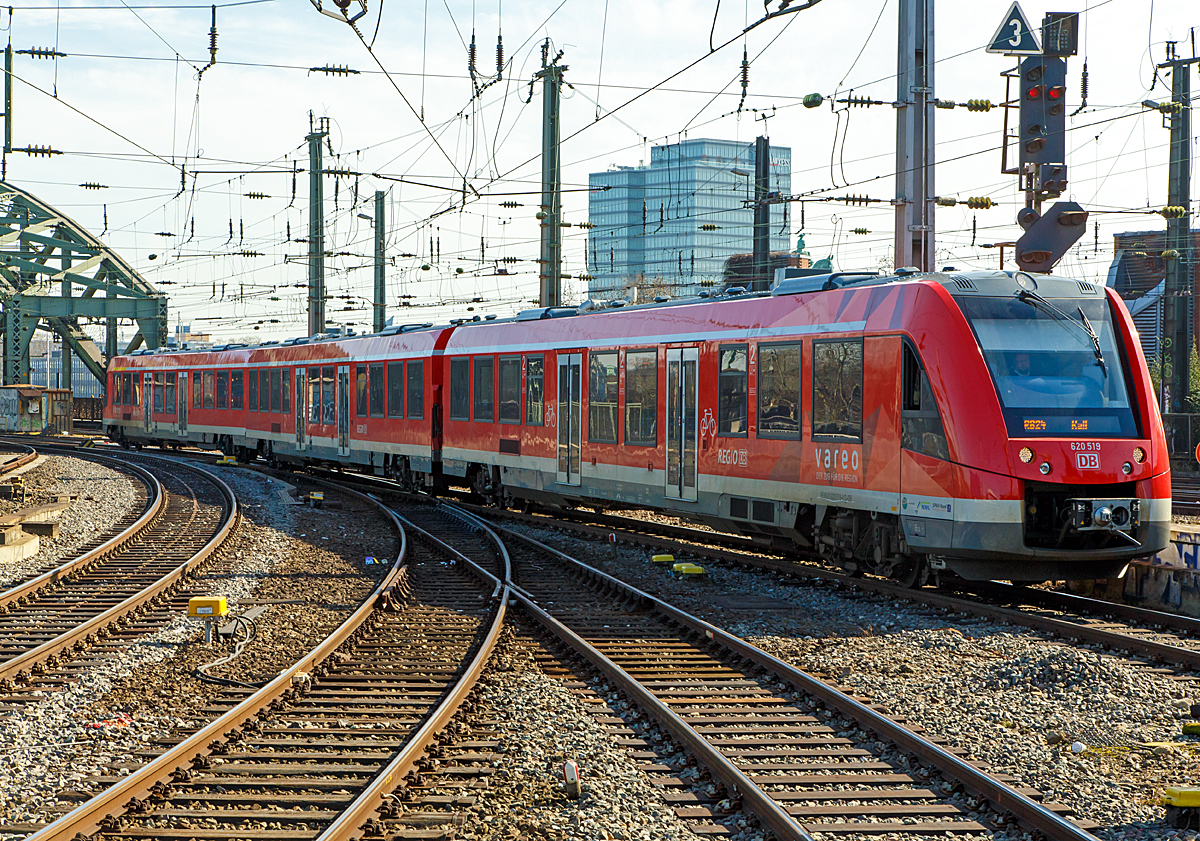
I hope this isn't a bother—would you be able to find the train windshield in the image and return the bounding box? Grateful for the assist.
[954,295,1139,438]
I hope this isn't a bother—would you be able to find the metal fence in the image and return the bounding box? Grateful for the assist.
[1163,414,1200,465]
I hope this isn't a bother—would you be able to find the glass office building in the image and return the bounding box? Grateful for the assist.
[587,138,791,298]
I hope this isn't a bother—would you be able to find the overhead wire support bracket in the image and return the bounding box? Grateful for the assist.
[309,0,367,24]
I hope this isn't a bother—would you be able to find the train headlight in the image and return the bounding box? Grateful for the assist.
[1039,462,1052,475]
[1122,462,1133,475]
[1019,447,1034,463]
[1133,447,1146,463]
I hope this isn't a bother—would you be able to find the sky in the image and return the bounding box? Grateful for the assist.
[0,0,1196,343]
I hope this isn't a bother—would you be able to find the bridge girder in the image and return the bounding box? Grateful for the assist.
[0,181,167,389]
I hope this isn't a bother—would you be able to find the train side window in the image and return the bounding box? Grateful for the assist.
[202,371,215,409]
[249,369,259,411]
[450,358,469,420]
[758,343,801,438]
[588,351,618,443]
[526,355,544,425]
[282,369,291,414]
[356,364,368,417]
[309,367,321,423]
[153,372,164,413]
[164,373,177,414]
[321,366,335,425]
[499,356,521,424]
[474,356,495,422]
[407,361,424,419]
[812,339,863,441]
[264,370,275,413]
[625,349,657,446]
[215,372,229,409]
[369,363,385,418]
[387,361,404,418]
[718,345,748,436]
[230,371,243,410]
[123,372,132,406]
[901,342,949,460]
[192,373,201,410]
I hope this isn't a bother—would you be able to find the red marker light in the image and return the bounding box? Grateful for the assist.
[1047,87,1063,100]
[1025,85,1044,101]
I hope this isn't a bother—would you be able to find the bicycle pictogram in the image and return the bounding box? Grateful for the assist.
[700,408,716,438]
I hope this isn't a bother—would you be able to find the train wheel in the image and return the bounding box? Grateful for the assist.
[893,557,926,589]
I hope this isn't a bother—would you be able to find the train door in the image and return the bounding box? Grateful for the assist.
[665,347,698,501]
[556,353,581,486]
[295,368,306,451]
[142,372,152,433]
[337,364,350,456]
[178,373,188,434]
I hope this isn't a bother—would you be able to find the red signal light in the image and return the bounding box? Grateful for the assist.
[1025,85,1044,100]
[1047,85,1066,116]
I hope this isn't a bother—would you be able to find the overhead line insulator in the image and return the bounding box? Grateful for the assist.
[1160,206,1187,218]
[15,145,62,157]
[245,192,270,200]
[79,182,107,190]
[16,47,66,59]
[309,64,359,76]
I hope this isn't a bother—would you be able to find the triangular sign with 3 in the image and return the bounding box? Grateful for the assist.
[986,1,1042,55]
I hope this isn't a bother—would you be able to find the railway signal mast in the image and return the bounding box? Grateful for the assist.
[990,5,1087,276]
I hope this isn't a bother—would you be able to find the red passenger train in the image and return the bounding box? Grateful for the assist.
[103,268,1170,585]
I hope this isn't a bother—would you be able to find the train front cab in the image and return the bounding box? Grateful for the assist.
[906,273,1170,582]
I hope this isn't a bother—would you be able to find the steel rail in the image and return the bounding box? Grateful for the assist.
[0,457,226,683]
[315,501,511,841]
[25,479,411,841]
[0,455,162,611]
[442,503,816,841]
[486,519,1100,841]
[480,505,1200,671]
[0,442,38,477]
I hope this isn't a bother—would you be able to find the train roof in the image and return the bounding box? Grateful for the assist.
[115,269,1109,364]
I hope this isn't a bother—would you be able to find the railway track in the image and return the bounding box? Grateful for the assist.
[0,442,38,478]
[1173,475,1200,517]
[422,500,1099,840]
[0,449,236,693]
[12,482,507,841]
[472,500,1200,675]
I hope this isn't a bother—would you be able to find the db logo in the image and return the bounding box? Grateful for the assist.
[1076,452,1101,470]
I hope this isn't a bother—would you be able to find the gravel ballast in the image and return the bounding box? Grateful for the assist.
[449,626,708,841]
[0,464,392,834]
[0,454,138,588]
[500,518,1200,841]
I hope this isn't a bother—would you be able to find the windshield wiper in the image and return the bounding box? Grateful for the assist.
[1016,289,1108,378]
[1075,306,1108,378]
